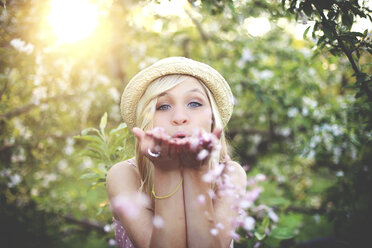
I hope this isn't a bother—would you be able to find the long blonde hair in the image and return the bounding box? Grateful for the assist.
[135,75,230,204]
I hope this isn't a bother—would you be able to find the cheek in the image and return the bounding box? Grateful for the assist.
[153,113,163,127]
[153,112,170,128]
[200,108,213,131]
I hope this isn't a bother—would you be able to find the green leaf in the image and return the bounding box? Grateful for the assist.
[96,205,106,216]
[342,13,354,29]
[74,135,103,144]
[80,150,102,160]
[100,112,108,135]
[87,141,106,151]
[109,122,128,136]
[303,26,311,40]
[80,172,100,179]
[87,167,105,175]
[323,25,334,41]
[317,35,326,46]
[81,127,100,136]
[355,90,364,98]
[270,227,296,240]
[302,1,313,16]
[254,231,266,240]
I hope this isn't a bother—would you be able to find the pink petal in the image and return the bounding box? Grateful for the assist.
[153,215,164,228]
[197,149,209,161]
[210,228,218,236]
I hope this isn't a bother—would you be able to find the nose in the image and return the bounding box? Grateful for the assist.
[172,108,189,126]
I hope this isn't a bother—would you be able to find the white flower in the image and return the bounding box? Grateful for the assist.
[103,224,111,232]
[108,87,120,102]
[268,209,279,223]
[255,173,266,182]
[8,174,21,187]
[10,38,34,54]
[30,86,47,105]
[336,171,344,177]
[108,238,116,246]
[258,70,273,80]
[243,216,255,231]
[241,47,255,62]
[287,107,298,118]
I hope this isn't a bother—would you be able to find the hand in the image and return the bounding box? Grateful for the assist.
[174,128,222,169]
[132,127,180,170]
[133,127,222,170]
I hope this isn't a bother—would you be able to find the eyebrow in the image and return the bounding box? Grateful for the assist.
[158,88,206,97]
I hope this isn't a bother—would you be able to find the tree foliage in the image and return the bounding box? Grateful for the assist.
[1,0,371,247]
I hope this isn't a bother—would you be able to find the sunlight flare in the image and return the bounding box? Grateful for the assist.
[48,0,99,44]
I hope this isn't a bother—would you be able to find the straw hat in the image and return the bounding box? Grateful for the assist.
[120,57,234,129]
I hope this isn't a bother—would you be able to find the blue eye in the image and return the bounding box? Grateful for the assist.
[157,104,171,111]
[188,102,202,108]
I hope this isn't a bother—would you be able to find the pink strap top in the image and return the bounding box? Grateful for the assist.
[113,217,134,248]
[112,159,234,248]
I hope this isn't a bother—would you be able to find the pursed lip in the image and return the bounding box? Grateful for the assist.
[172,131,189,139]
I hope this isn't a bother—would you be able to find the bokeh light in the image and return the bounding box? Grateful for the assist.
[48,0,99,44]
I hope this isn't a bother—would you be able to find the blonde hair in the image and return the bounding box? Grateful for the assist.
[135,75,230,205]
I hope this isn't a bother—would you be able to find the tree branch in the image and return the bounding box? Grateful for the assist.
[0,94,79,120]
[277,205,326,215]
[313,3,372,100]
[64,214,107,234]
[0,78,8,101]
[184,8,209,41]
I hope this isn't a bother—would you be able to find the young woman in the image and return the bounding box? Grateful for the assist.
[106,57,247,248]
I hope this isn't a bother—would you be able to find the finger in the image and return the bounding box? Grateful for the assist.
[167,138,177,157]
[213,127,222,140]
[152,130,163,153]
[132,127,144,142]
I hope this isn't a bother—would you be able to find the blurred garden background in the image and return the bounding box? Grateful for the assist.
[1,0,371,247]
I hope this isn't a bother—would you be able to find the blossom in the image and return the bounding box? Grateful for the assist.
[229,230,240,241]
[108,239,116,246]
[10,38,34,54]
[216,222,225,230]
[104,224,112,232]
[243,216,255,231]
[8,173,21,187]
[197,194,206,204]
[197,149,209,161]
[111,193,150,219]
[210,228,218,236]
[153,215,164,228]
[268,209,279,223]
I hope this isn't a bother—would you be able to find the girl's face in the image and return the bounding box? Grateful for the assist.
[153,76,213,138]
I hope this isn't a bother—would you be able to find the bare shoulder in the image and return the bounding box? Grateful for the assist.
[107,159,137,177]
[106,158,140,198]
[226,160,247,188]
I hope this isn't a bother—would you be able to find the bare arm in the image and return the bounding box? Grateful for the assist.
[182,161,246,248]
[183,166,222,248]
[106,161,153,248]
[150,168,186,247]
[106,161,187,248]
[106,127,188,248]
